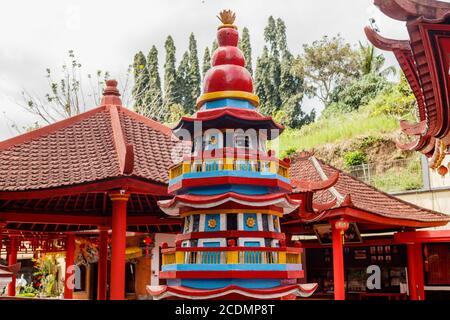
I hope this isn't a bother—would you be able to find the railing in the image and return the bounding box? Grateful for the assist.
[161,247,302,265]
[346,158,423,193]
[169,159,289,180]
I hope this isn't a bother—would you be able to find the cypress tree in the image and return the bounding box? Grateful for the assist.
[211,40,219,54]
[132,51,149,111]
[255,46,273,116]
[239,27,253,76]
[187,33,201,114]
[202,47,211,79]
[177,51,190,113]
[143,45,163,121]
[164,35,178,110]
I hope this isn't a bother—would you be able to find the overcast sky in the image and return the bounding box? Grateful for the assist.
[0,0,413,140]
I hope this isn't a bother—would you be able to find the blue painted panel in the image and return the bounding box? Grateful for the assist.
[203,242,221,247]
[243,241,260,247]
[177,279,282,290]
[243,213,258,231]
[188,185,270,195]
[204,214,220,232]
[161,263,302,272]
[201,98,256,110]
[169,171,291,187]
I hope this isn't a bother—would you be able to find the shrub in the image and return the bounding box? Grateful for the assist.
[344,150,367,168]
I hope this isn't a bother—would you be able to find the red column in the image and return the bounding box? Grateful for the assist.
[97,226,109,300]
[0,222,6,263]
[64,234,76,299]
[7,236,18,297]
[407,243,425,300]
[109,191,130,300]
[332,224,345,300]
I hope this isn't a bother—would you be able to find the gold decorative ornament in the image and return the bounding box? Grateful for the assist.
[246,217,256,228]
[273,218,279,230]
[217,9,235,24]
[208,219,217,229]
[184,218,190,231]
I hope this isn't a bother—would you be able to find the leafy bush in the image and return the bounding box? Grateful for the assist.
[365,73,416,118]
[281,147,298,159]
[330,73,392,113]
[344,150,367,168]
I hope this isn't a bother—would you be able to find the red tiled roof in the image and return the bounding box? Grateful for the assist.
[0,81,178,192]
[289,153,450,223]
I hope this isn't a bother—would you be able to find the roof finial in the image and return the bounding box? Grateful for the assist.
[101,79,122,106]
[217,9,237,30]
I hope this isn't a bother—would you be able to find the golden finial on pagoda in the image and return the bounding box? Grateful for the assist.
[217,9,237,30]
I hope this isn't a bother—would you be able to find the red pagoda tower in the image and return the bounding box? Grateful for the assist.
[147,10,317,300]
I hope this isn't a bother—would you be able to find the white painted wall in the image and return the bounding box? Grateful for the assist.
[150,233,176,286]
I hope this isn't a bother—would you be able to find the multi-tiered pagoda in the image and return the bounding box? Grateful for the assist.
[147,10,317,300]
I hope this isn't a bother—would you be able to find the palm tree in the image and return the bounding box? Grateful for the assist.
[358,42,396,77]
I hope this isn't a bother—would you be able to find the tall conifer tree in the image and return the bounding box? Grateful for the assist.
[239,27,253,76]
[187,33,201,114]
[132,51,149,111]
[144,45,163,121]
[177,51,190,113]
[164,35,178,110]
[202,47,211,78]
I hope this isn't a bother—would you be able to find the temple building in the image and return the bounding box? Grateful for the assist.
[0,6,450,300]
[147,10,317,300]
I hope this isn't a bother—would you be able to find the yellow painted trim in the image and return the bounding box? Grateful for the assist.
[269,162,277,174]
[180,209,283,218]
[175,251,185,264]
[226,251,239,264]
[278,252,286,264]
[218,24,237,30]
[109,193,130,201]
[182,162,191,173]
[196,91,260,108]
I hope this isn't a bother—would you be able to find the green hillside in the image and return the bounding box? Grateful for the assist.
[272,74,423,193]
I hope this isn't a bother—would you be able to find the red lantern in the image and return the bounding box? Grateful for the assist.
[438,165,448,176]
[227,239,236,247]
[144,236,153,246]
[334,218,350,244]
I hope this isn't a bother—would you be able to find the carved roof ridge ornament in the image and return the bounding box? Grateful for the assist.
[364,26,411,51]
[312,197,338,212]
[399,119,428,136]
[309,156,345,203]
[291,171,339,193]
[374,0,450,21]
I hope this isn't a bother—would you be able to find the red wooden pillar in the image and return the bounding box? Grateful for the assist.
[64,234,76,299]
[407,243,425,300]
[109,191,130,300]
[0,222,6,261]
[7,236,18,297]
[97,226,109,300]
[332,224,345,300]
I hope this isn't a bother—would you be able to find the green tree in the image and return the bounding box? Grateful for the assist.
[141,45,163,121]
[211,40,219,54]
[177,51,190,113]
[163,36,178,109]
[187,33,201,114]
[358,42,396,77]
[294,34,360,106]
[132,51,149,109]
[239,27,253,76]
[255,46,273,115]
[202,47,211,78]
